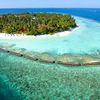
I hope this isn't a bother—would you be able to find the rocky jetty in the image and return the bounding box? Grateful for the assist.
[0,46,100,66]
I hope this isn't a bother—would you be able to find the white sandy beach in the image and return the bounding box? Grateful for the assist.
[0,27,79,39]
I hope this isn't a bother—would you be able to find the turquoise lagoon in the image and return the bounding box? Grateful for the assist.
[0,13,100,99]
[0,51,100,100]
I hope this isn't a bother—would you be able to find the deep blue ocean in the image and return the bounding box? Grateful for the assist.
[0,8,100,22]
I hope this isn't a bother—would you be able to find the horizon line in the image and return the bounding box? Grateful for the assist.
[0,7,100,9]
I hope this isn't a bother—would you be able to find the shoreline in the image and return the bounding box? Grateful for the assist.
[0,27,79,39]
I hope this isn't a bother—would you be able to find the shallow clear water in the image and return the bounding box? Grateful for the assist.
[0,51,100,100]
[0,17,100,55]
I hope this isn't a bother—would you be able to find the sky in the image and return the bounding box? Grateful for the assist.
[0,0,100,8]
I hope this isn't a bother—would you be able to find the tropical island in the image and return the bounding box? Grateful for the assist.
[0,13,77,35]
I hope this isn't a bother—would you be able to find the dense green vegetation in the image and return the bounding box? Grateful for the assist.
[0,13,77,35]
